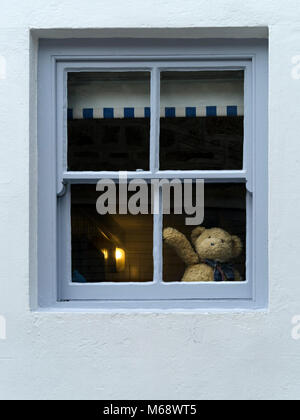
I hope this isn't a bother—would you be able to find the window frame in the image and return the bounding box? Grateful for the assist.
[38,38,268,309]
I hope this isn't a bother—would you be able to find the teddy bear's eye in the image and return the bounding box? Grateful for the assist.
[221,239,225,243]
[208,236,211,239]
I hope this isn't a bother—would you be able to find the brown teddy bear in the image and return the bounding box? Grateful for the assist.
[163,226,243,282]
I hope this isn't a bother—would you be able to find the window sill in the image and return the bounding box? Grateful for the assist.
[34,298,268,313]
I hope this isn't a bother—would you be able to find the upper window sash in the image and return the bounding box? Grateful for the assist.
[56,59,252,195]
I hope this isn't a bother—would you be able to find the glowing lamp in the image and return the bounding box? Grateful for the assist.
[115,248,126,272]
[101,249,108,260]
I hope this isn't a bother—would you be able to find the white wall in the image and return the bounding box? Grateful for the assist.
[0,0,300,400]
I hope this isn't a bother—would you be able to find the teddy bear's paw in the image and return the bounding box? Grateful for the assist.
[163,227,179,240]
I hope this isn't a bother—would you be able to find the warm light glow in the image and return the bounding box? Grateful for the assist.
[115,248,126,272]
[115,248,124,260]
[101,249,108,260]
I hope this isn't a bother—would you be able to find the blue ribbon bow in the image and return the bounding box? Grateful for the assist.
[205,259,235,282]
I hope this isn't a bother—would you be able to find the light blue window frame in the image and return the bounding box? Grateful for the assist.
[38,39,268,309]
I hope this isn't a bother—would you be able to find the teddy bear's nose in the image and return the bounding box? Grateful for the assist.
[210,242,215,246]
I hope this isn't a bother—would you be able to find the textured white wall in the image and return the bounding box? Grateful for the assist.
[0,0,300,400]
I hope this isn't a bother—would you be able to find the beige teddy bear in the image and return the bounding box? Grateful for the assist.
[163,226,243,282]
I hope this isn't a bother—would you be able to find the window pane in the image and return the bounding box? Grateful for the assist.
[163,183,246,282]
[68,72,150,171]
[160,71,244,170]
[71,185,153,282]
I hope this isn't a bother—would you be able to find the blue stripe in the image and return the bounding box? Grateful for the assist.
[227,106,238,116]
[165,107,176,118]
[124,107,134,118]
[206,106,217,117]
[67,108,73,120]
[69,106,240,120]
[186,107,196,117]
[144,107,151,118]
[103,108,114,119]
[83,108,93,119]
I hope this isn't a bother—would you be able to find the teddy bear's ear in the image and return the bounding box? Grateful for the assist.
[191,226,206,245]
[231,235,243,258]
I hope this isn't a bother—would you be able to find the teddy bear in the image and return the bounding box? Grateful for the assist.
[163,226,243,282]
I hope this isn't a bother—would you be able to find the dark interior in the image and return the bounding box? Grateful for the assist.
[71,184,153,283]
[68,116,243,171]
[160,116,243,170]
[68,118,150,171]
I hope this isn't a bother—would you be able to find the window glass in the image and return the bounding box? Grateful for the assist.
[68,72,150,171]
[163,183,246,282]
[71,184,153,283]
[160,71,244,170]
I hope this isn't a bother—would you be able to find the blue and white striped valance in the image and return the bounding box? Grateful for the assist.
[68,105,243,120]
[68,75,244,120]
